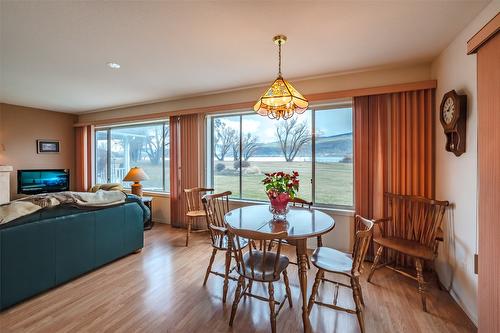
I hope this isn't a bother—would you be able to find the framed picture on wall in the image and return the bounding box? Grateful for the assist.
[37,140,60,154]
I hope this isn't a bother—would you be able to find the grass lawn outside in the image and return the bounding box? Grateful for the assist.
[214,160,353,207]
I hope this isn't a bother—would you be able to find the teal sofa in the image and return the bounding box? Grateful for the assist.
[0,197,148,310]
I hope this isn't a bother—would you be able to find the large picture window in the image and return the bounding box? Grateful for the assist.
[95,121,170,193]
[208,103,353,208]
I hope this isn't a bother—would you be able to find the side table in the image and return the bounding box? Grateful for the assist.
[141,196,154,230]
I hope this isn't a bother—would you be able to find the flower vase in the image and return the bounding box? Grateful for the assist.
[269,192,290,220]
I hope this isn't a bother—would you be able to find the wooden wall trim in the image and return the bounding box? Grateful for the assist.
[467,12,500,55]
[75,80,437,127]
[306,80,436,101]
[74,100,253,127]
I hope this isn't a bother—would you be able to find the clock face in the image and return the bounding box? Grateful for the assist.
[442,97,455,125]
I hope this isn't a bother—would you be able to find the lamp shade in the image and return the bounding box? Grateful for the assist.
[253,35,308,120]
[253,76,308,120]
[123,167,149,182]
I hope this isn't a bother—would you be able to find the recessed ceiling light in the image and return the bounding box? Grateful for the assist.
[106,62,121,69]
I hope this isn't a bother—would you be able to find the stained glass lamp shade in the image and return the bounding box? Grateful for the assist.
[254,35,308,120]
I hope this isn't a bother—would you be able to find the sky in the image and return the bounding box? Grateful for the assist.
[219,107,352,143]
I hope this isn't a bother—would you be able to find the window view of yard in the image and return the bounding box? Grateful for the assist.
[95,122,170,192]
[94,107,352,205]
[211,107,353,207]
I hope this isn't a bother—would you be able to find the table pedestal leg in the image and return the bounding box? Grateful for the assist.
[296,239,311,333]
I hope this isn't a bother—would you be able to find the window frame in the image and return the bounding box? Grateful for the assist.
[207,101,354,210]
[94,120,170,194]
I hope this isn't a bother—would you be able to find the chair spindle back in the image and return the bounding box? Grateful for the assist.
[202,191,231,249]
[351,215,374,275]
[226,224,288,282]
[385,193,449,249]
[290,197,313,208]
[185,187,213,213]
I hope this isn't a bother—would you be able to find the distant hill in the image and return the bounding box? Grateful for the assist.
[253,132,352,157]
[315,132,353,156]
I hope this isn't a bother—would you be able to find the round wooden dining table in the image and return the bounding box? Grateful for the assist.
[224,204,335,333]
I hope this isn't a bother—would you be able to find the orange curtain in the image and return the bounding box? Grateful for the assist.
[354,94,390,224]
[75,125,93,191]
[389,90,435,197]
[354,89,435,258]
[170,114,203,228]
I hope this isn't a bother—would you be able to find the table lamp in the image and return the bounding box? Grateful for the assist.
[123,167,149,197]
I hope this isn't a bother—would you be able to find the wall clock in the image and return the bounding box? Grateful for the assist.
[440,90,467,156]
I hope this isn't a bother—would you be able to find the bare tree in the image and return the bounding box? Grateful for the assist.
[231,133,259,161]
[242,133,259,161]
[145,126,169,165]
[275,118,311,162]
[129,136,145,163]
[214,119,237,161]
[231,139,239,161]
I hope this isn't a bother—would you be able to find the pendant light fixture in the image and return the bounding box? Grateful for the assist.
[253,35,308,120]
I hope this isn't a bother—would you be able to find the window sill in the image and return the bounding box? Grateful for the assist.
[123,189,170,198]
[314,206,355,217]
[144,191,170,198]
[227,198,355,217]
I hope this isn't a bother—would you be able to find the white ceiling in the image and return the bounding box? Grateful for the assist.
[0,1,490,114]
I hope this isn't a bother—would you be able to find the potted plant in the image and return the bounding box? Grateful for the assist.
[262,171,299,218]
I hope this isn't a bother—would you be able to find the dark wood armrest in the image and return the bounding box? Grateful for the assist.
[371,217,391,238]
[435,227,444,242]
[373,217,392,224]
[209,224,227,235]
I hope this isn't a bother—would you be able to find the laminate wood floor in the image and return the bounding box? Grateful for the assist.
[0,224,476,333]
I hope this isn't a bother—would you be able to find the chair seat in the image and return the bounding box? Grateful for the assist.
[311,247,353,274]
[186,210,206,217]
[373,237,434,260]
[238,251,289,282]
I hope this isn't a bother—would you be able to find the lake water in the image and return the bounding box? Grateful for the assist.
[223,156,346,163]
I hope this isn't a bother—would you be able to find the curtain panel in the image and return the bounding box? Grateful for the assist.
[75,125,93,192]
[170,114,204,228]
[354,89,435,259]
[354,94,390,226]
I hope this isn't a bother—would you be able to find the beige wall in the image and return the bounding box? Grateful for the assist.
[0,103,77,199]
[78,63,432,123]
[431,1,500,325]
[139,192,170,224]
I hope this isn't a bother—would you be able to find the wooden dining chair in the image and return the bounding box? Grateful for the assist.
[226,224,293,333]
[201,191,246,303]
[278,197,321,269]
[367,193,449,312]
[184,187,213,247]
[307,215,374,333]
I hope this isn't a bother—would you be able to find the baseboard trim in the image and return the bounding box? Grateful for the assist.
[449,288,478,327]
[152,218,169,224]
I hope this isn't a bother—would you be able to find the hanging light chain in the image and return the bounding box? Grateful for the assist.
[278,39,282,77]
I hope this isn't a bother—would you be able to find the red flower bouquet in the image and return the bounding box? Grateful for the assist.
[262,171,299,217]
